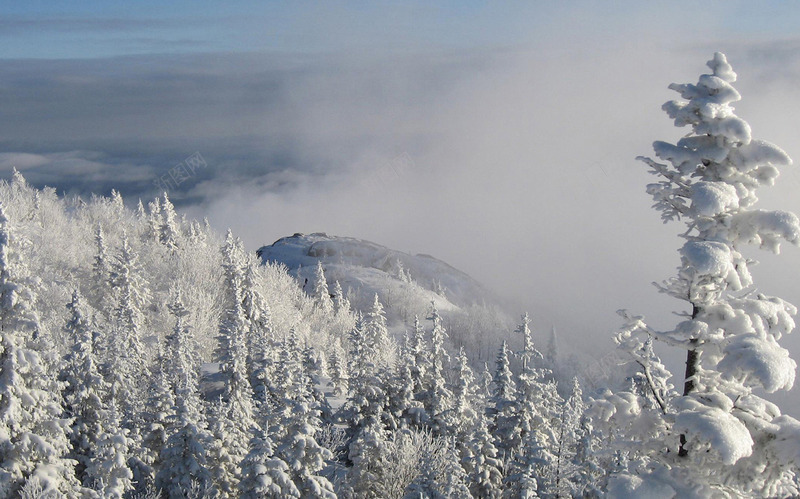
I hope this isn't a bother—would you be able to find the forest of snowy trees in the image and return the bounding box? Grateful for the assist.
[1,53,800,498]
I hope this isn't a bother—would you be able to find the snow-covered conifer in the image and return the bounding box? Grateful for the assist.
[60,290,108,485]
[488,341,519,461]
[90,224,113,311]
[156,290,211,496]
[238,424,299,499]
[425,303,452,434]
[440,346,476,439]
[331,280,350,315]
[312,261,334,314]
[405,436,470,499]
[345,312,388,431]
[84,400,134,498]
[210,231,255,495]
[364,293,394,369]
[0,203,79,496]
[159,193,180,251]
[328,340,348,397]
[463,412,504,499]
[615,52,800,496]
[241,262,274,407]
[107,231,150,427]
[276,396,336,498]
[146,197,162,242]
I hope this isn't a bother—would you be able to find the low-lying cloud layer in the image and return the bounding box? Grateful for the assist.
[3,20,800,410]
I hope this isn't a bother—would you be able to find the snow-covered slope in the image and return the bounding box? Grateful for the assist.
[257,233,508,330]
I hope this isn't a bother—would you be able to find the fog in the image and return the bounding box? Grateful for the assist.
[3,5,800,411]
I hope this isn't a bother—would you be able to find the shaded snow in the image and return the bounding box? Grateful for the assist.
[256,232,500,319]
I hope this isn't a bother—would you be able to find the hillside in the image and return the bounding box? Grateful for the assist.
[257,232,515,360]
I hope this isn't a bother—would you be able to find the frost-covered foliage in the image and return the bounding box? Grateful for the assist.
[606,52,800,497]
[4,50,798,498]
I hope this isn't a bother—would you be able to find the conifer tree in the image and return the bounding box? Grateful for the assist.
[0,203,80,496]
[345,312,388,431]
[390,332,427,429]
[147,197,162,242]
[328,340,349,397]
[488,341,519,462]
[159,192,180,251]
[615,52,800,496]
[365,293,394,369]
[511,315,561,496]
[312,261,334,314]
[239,423,299,498]
[407,315,429,397]
[425,303,452,434]
[205,397,239,498]
[142,343,175,464]
[90,224,112,312]
[241,262,274,407]
[210,231,255,496]
[107,230,150,445]
[60,290,107,486]
[156,395,212,498]
[344,416,389,498]
[272,333,336,498]
[441,346,477,440]
[553,377,584,498]
[156,290,211,497]
[463,412,504,499]
[84,400,134,498]
[405,437,471,499]
[331,280,350,315]
[276,396,336,498]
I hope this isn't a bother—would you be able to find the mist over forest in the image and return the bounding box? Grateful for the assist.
[3,2,800,497]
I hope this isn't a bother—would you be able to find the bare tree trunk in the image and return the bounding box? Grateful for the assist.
[679,304,700,458]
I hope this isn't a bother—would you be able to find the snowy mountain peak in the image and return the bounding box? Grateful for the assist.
[257,232,498,322]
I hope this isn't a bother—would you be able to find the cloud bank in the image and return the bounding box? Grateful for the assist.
[3,8,800,410]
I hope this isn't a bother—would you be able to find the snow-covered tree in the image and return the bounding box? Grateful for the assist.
[60,290,108,486]
[552,377,585,498]
[488,341,519,462]
[511,315,562,496]
[90,224,113,313]
[241,262,275,407]
[107,230,150,425]
[404,436,470,499]
[156,396,211,498]
[155,290,211,497]
[440,346,476,440]
[331,280,350,315]
[328,340,348,398]
[159,192,180,251]
[425,304,452,434]
[615,52,800,496]
[84,400,134,498]
[209,231,255,496]
[344,416,389,498]
[238,424,299,499]
[0,203,80,496]
[345,312,388,431]
[364,293,395,370]
[462,412,504,499]
[146,197,162,242]
[312,261,334,315]
[273,335,335,498]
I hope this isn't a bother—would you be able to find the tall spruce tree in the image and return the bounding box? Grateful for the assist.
[60,290,108,487]
[614,52,800,496]
[0,203,80,496]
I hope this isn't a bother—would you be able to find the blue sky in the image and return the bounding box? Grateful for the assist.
[5,1,800,59]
